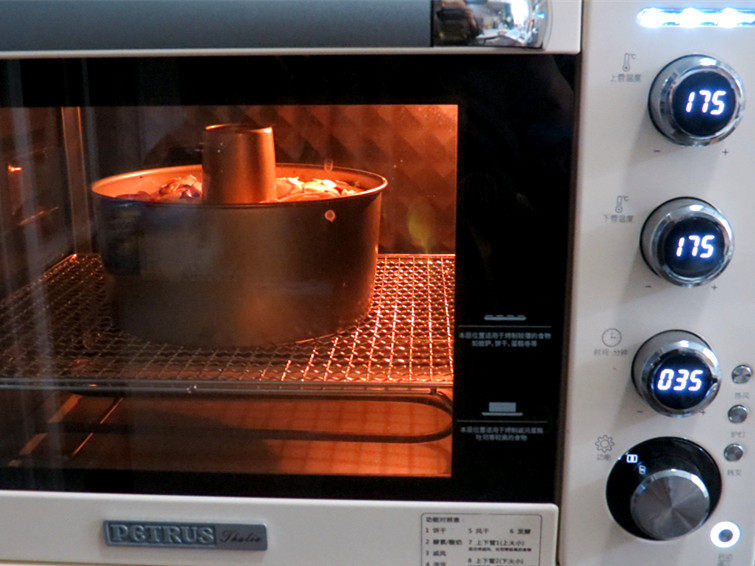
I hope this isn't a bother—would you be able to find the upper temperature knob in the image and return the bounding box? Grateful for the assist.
[641,198,733,286]
[607,437,721,540]
[649,55,744,145]
[633,330,720,417]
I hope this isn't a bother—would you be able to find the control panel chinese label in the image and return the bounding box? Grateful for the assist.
[421,513,542,566]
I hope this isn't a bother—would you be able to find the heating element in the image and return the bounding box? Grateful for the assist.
[0,254,455,394]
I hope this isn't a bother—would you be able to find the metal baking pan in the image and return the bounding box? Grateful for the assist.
[92,164,387,348]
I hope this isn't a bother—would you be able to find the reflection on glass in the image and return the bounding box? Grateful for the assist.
[0,105,458,478]
[433,0,548,47]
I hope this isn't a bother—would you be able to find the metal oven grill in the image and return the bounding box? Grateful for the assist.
[0,254,454,393]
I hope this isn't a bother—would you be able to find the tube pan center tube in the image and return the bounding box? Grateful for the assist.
[202,124,278,204]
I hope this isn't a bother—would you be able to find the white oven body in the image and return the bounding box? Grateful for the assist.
[1,1,754,565]
[0,493,558,566]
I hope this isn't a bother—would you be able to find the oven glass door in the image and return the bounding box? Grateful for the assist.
[0,55,575,502]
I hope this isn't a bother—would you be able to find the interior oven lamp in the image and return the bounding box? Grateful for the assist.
[638,7,755,28]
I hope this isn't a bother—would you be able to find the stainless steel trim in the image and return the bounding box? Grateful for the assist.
[0,46,582,58]
[640,198,734,287]
[632,330,721,417]
[648,54,745,146]
[630,469,710,540]
[432,0,550,48]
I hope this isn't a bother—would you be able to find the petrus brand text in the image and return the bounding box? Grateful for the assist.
[103,521,267,551]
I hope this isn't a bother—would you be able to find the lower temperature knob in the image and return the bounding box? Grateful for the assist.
[640,198,733,287]
[606,437,721,540]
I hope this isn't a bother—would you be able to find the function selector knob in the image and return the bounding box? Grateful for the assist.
[633,330,720,416]
[641,198,733,286]
[607,437,722,540]
[649,55,745,145]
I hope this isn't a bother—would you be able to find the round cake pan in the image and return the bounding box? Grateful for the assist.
[92,164,387,348]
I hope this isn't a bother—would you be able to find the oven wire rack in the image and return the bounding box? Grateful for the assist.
[0,254,455,395]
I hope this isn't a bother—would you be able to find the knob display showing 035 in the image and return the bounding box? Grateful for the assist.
[606,438,721,541]
[632,330,720,416]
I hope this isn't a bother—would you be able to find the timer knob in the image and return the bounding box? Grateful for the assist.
[640,198,733,286]
[632,330,720,416]
[607,438,722,540]
[649,55,744,145]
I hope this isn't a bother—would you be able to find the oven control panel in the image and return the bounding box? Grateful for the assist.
[562,1,755,565]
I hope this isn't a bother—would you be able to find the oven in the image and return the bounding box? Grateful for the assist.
[0,1,752,565]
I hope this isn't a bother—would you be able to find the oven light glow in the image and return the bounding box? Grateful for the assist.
[680,7,708,27]
[638,8,668,28]
[638,7,755,28]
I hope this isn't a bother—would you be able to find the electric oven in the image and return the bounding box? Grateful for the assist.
[0,1,752,565]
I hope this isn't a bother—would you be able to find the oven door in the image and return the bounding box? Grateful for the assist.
[0,54,574,564]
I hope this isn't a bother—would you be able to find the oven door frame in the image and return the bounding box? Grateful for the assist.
[0,54,575,504]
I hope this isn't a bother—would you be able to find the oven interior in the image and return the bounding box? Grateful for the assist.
[0,104,458,479]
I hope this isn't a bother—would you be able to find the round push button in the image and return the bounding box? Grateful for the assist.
[723,444,744,462]
[727,405,748,424]
[732,365,752,384]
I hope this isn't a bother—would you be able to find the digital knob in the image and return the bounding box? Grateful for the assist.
[649,55,744,145]
[641,198,733,286]
[632,330,720,416]
[607,438,721,540]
